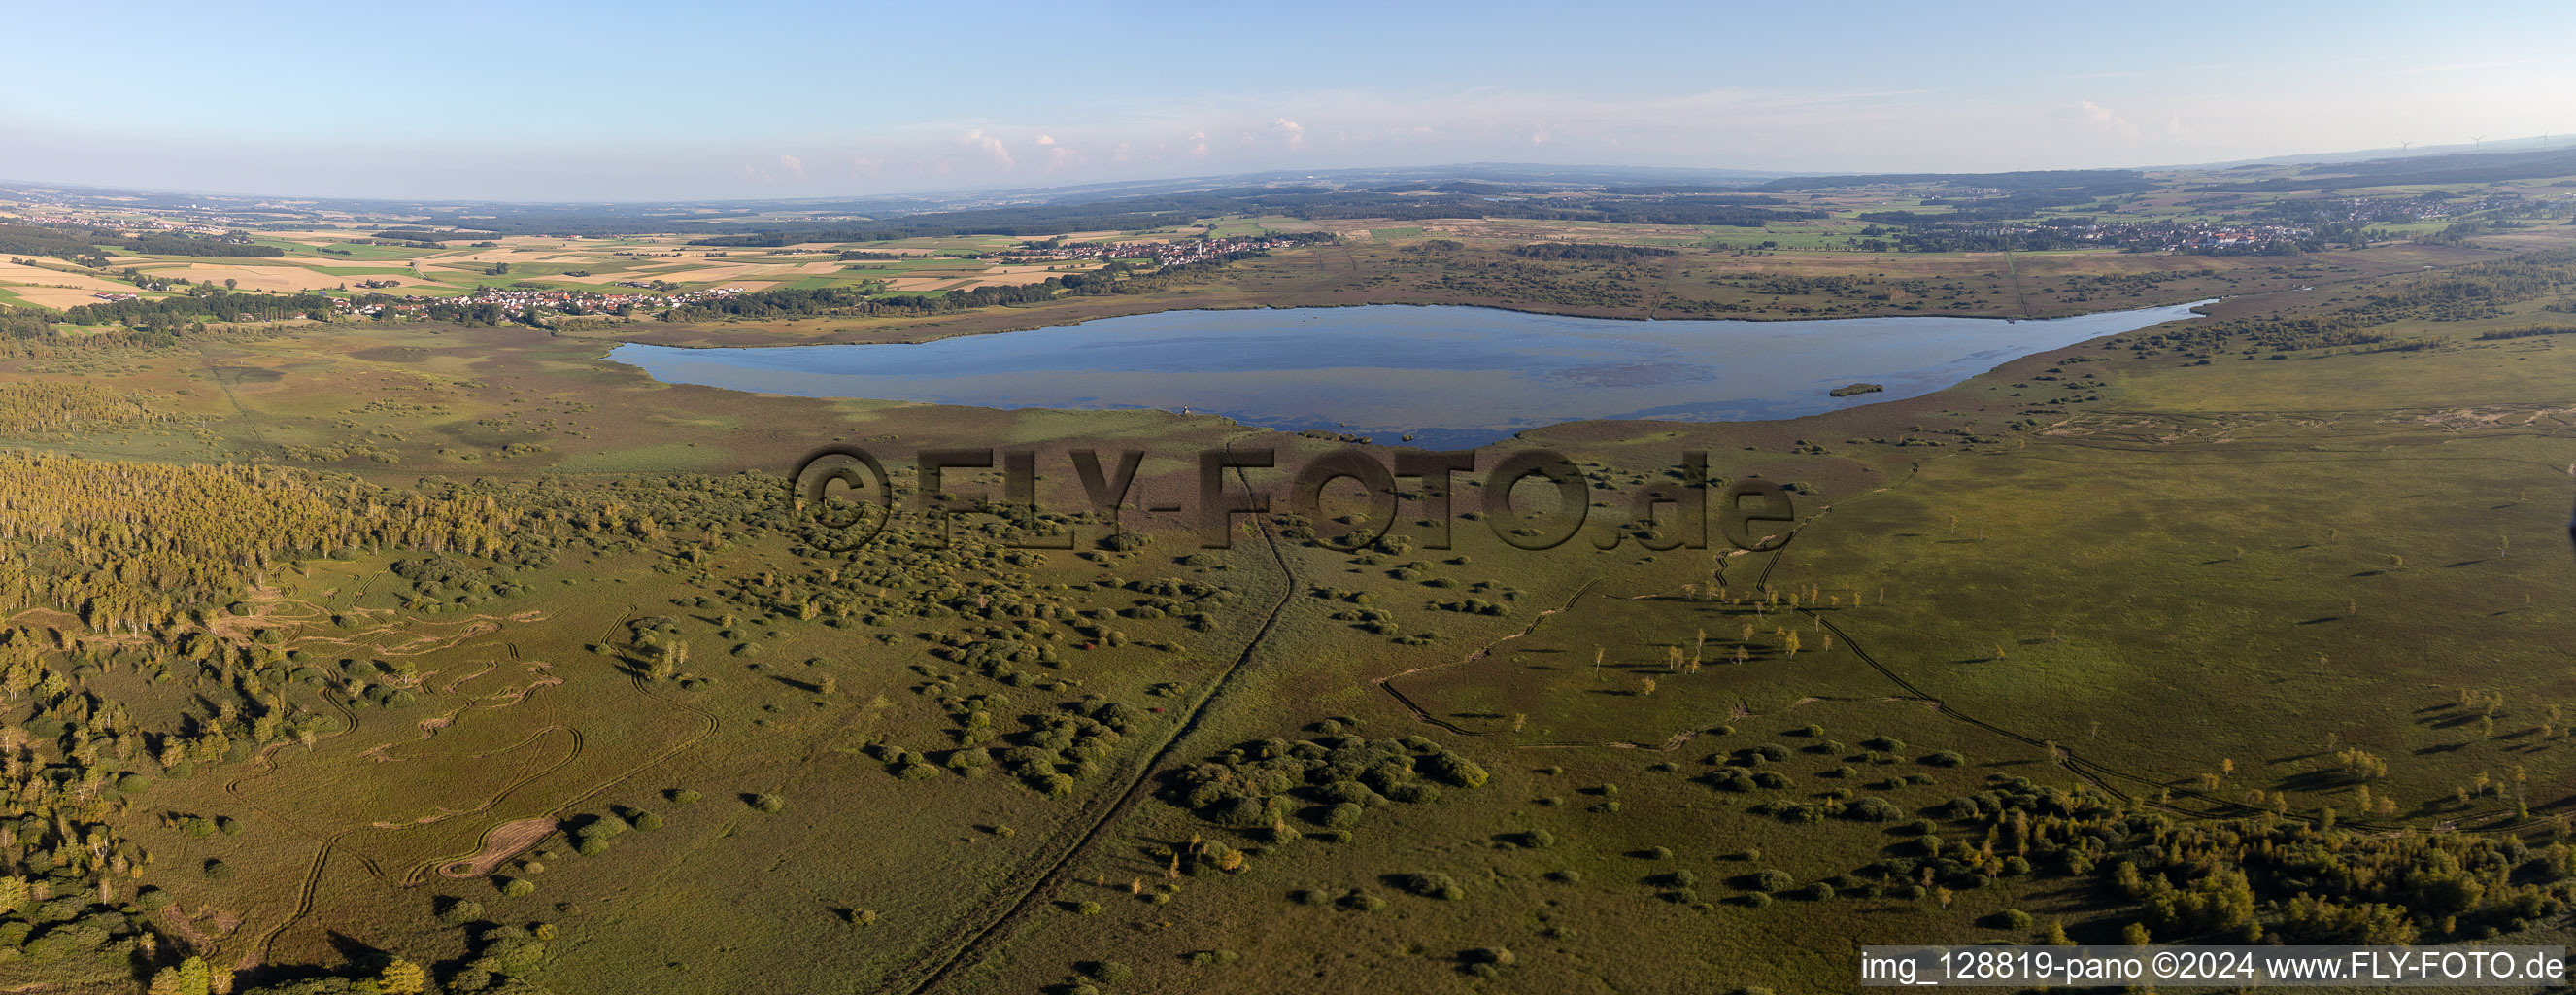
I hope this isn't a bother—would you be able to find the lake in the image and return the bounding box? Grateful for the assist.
[609,301,2210,448]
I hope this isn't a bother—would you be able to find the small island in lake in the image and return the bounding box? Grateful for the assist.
[1829,383,1885,396]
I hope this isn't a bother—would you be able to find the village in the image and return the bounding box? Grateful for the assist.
[344,283,748,318]
[995,233,1311,267]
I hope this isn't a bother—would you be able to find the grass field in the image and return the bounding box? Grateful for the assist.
[4,173,2576,993]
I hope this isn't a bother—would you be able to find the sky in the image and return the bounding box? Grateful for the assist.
[3,0,2572,202]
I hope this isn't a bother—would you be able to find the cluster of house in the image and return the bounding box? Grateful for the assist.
[994,234,1306,268]
[2051,221,2320,253]
[91,292,139,302]
[2147,224,2316,252]
[31,216,246,240]
[342,284,748,317]
[2322,193,2516,223]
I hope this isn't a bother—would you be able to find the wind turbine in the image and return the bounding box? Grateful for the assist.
[2398,139,2413,156]
[2470,135,2486,154]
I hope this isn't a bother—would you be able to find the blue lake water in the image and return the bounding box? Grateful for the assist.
[610,301,2210,448]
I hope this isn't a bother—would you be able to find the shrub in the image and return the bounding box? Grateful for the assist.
[1748,870,1795,893]
[1987,909,2036,930]
[1846,798,1903,822]
[499,877,536,898]
[1080,961,1133,983]
[750,793,785,812]
[1319,802,1364,829]
[669,788,701,804]
[1921,750,1967,768]
[1341,891,1387,912]
[1397,872,1465,900]
[437,898,486,925]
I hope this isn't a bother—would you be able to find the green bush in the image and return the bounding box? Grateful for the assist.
[1396,872,1465,900]
[438,898,486,925]
[750,793,785,812]
[1081,960,1133,982]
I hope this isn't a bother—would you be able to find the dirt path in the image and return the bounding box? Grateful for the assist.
[439,817,559,877]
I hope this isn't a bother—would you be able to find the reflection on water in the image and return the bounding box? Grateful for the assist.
[610,301,2210,448]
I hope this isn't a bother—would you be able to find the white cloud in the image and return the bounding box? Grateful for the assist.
[1270,117,1306,150]
[778,154,804,179]
[2070,100,2145,144]
[958,128,1014,170]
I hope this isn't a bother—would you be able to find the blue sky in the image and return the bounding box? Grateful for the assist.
[3,0,2570,201]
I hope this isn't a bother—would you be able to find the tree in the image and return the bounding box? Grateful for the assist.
[378,958,428,995]
[149,957,210,995]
